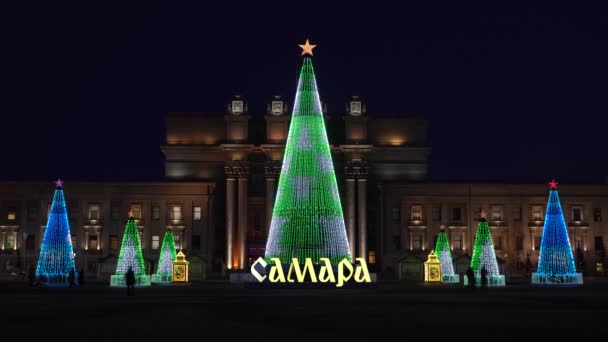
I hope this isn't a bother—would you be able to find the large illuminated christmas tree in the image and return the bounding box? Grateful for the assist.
[468,212,505,286]
[35,179,78,285]
[265,40,351,265]
[151,229,177,283]
[435,226,459,283]
[110,211,150,286]
[532,180,583,285]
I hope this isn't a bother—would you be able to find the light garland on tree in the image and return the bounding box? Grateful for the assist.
[152,229,177,283]
[470,217,500,276]
[435,227,457,282]
[36,179,78,285]
[111,212,150,286]
[532,179,583,285]
[265,45,351,265]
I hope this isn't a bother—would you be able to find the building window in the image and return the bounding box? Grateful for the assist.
[88,235,98,250]
[411,234,421,250]
[192,235,201,250]
[7,207,16,221]
[171,205,182,221]
[494,236,503,250]
[410,205,422,222]
[152,235,160,250]
[152,206,160,220]
[572,206,583,222]
[516,236,523,251]
[26,234,35,250]
[452,234,462,250]
[431,207,441,222]
[368,250,376,264]
[193,206,202,221]
[130,205,142,219]
[597,262,604,273]
[452,208,462,222]
[88,205,100,220]
[109,235,119,250]
[6,234,15,249]
[473,207,482,220]
[574,235,583,250]
[111,206,120,220]
[532,206,543,221]
[534,236,541,250]
[491,206,503,221]
[174,234,182,250]
[594,208,602,222]
[513,207,521,221]
[391,208,400,223]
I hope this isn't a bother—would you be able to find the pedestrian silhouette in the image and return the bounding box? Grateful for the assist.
[480,266,488,290]
[466,266,476,288]
[125,267,136,296]
[68,268,76,287]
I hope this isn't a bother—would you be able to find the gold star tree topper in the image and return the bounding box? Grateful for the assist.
[299,39,317,56]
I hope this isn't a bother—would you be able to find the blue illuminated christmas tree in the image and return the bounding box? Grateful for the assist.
[35,179,78,285]
[532,179,583,285]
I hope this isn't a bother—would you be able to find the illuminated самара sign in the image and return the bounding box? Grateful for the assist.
[250,257,372,287]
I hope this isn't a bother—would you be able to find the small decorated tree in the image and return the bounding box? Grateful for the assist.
[151,229,177,283]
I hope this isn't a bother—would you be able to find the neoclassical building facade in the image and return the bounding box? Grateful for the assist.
[1,95,606,280]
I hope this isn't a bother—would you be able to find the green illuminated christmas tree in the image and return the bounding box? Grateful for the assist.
[111,210,150,286]
[152,229,177,283]
[264,40,351,264]
[435,226,455,277]
[470,213,500,276]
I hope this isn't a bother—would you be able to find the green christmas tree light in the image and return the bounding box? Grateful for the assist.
[435,225,459,283]
[467,212,505,286]
[265,40,351,265]
[152,229,177,283]
[110,210,150,286]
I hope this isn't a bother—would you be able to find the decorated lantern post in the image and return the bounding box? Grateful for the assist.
[424,250,442,282]
[172,250,189,283]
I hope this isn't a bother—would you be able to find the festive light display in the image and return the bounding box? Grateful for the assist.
[35,179,78,285]
[110,213,150,286]
[466,214,505,286]
[265,45,351,265]
[532,180,583,285]
[152,229,177,283]
[435,227,459,283]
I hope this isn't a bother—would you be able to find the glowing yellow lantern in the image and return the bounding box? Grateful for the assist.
[172,250,189,282]
[424,250,442,282]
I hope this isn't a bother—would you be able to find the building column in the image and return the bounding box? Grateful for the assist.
[224,166,237,270]
[264,165,280,236]
[357,178,367,260]
[96,231,101,250]
[344,165,356,259]
[237,167,249,270]
[409,232,413,251]
[461,231,466,251]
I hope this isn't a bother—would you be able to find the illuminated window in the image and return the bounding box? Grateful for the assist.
[412,234,421,250]
[171,205,182,221]
[88,235,98,250]
[174,234,181,250]
[491,206,503,221]
[572,207,583,222]
[193,207,202,221]
[453,234,462,250]
[594,208,602,222]
[368,250,376,264]
[152,235,160,250]
[88,205,100,220]
[597,262,604,273]
[130,205,142,219]
[532,206,543,221]
[6,234,15,249]
[109,235,118,250]
[152,206,160,220]
[7,207,16,221]
[410,205,422,221]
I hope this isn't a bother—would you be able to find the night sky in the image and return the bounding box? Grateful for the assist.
[3,3,607,183]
